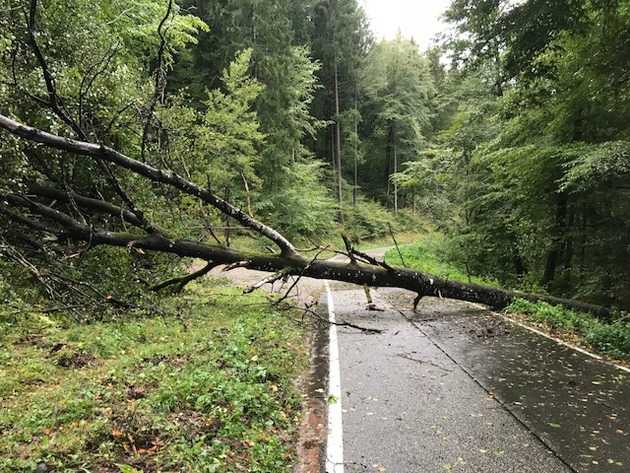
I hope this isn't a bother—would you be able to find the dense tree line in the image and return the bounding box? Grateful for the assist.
[398,0,630,309]
[0,0,432,314]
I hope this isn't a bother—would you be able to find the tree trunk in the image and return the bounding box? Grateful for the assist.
[224,187,231,248]
[334,57,343,214]
[353,98,358,208]
[393,133,398,214]
[385,127,393,207]
[543,193,568,286]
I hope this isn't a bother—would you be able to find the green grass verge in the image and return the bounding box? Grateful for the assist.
[0,281,306,472]
[506,299,630,361]
[384,232,496,286]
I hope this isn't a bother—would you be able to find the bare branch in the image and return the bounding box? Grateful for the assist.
[244,269,290,294]
[350,247,395,272]
[283,302,384,334]
[26,0,84,138]
[28,183,165,235]
[78,45,120,130]
[141,0,173,162]
[388,223,407,267]
[152,261,219,292]
[274,247,329,306]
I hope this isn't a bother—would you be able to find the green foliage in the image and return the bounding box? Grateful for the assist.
[342,198,396,242]
[0,283,306,472]
[427,0,630,309]
[165,48,265,195]
[506,299,630,360]
[384,231,496,286]
[560,142,630,192]
[360,36,435,204]
[262,162,337,240]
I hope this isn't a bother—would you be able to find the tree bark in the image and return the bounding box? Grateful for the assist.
[543,193,568,286]
[393,130,398,214]
[334,57,343,214]
[353,97,358,208]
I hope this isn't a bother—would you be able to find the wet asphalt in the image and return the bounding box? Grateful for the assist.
[323,284,630,473]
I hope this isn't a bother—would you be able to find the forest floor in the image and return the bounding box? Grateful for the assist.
[0,281,308,472]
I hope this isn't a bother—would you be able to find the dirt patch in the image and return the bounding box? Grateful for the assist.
[293,319,329,473]
[141,353,189,368]
[51,344,97,368]
[169,410,222,441]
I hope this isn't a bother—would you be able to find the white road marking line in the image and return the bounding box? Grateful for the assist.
[325,280,345,473]
[469,302,630,374]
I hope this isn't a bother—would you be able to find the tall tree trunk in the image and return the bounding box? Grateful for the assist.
[334,57,343,214]
[353,97,358,208]
[542,193,568,286]
[393,130,398,214]
[224,186,231,248]
[513,253,526,278]
[385,127,393,207]
[563,206,575,284]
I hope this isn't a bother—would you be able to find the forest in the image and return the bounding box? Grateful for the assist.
[1,0,629,471]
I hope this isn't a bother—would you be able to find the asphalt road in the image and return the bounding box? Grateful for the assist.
[209,247,629,473]
[323,282,630,473]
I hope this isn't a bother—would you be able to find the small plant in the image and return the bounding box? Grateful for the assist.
[0,284,306,472]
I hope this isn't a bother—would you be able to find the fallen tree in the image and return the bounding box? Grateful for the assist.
[0,113,616,320]
[0,0,617,319]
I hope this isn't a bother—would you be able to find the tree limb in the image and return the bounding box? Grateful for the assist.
[29,183,165,235]
[0,113,297,256]
[0,114,618,320]
[151,261,219,292]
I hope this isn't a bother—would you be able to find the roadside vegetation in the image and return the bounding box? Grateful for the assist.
[384,231,496,287]
[506,299,630,362]
[0,281,306,472]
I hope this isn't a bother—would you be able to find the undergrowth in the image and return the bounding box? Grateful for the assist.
[384,232,496,286]
[506,299,630,360]
[0,281,306,472]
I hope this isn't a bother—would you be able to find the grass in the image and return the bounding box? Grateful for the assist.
[506,299,630,361]
[384,232,496,286]
[0,280,307,472]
